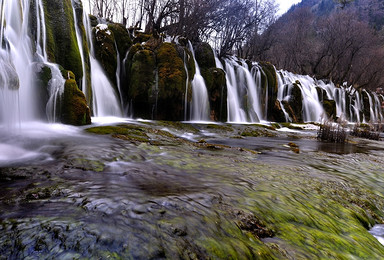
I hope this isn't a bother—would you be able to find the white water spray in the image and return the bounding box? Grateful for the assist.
[188,42,210,121]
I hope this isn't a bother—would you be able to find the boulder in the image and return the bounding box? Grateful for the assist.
[61,77,91,126]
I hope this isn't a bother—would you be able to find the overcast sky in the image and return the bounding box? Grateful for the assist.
[276,0,301,15]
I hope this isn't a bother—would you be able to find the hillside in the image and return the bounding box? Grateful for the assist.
[252,0,384,91]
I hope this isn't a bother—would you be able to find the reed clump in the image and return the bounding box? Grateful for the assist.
[351,122,382,141]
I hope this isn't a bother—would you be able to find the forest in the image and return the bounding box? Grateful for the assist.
[87,0,384,91]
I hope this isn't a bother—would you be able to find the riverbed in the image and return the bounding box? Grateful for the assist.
[0,119,384,259]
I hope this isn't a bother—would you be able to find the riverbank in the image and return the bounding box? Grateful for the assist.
[1,119,384,258]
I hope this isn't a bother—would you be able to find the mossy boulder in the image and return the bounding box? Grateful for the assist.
[126,46,156,119]
[203,68,227,121]
[93,24,117,86]
[43,0,83,87]
[108,23,132,59]
[61,78,91,126]
[155,42,187,120]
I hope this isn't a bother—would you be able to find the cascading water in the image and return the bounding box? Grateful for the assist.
[188,42,210,121]
[1,0,37,123]
[82,15,122,117]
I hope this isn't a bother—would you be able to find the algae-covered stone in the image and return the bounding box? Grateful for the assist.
[43,0,83,87]
[61,78,91,125]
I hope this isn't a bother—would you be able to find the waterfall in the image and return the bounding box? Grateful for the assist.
[183,50,190,121]
[222,58,247,122]
[83,17,122,117]
[71,0,87,97]
[188,42,210,121]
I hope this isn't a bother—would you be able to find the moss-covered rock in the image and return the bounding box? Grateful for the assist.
[61,78,91,125]
[127,47,156,119]
[108,23,132,59]
[133,32,152,44]
[194,42,215,69]
[43,0,83,87]
[155,42,187,120]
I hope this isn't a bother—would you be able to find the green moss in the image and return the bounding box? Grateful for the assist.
[126,47,156,119]
[194,42,215,69]
[155,42,186,120]
[61,78,91,126]
[43,0,83,87]
[85,125,149,143]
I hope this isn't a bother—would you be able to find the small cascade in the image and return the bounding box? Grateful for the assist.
[83,17,122,117]
[221,58,247,122]
[188,42,210,121]
[276,72,290,121]
[219,57,264,123]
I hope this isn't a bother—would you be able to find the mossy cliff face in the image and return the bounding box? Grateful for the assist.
[60,72,91,126]
[43,0,83,88]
